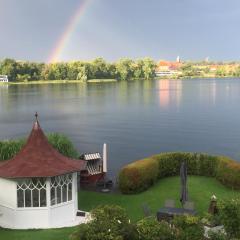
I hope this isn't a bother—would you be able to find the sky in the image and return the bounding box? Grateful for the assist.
[1,0,240,63]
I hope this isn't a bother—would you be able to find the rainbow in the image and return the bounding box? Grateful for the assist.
[48,0,91,63]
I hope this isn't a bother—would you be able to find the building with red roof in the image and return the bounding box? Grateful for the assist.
[0,114,88,229]
[155,58,182,77]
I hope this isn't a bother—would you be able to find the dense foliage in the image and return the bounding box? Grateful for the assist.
[0,133,79,161]
[71,203,240,240]
[173,215,204,240]
[118,158,159,193]
[118,152,240,193]
[218,198,240,238]
[72,206,216,240]
[0,138,25,161]
[71,205,138,240]
[47,133,79,158]
[137,217,176,240]
[179,62,240,78]
[0,57,156,82]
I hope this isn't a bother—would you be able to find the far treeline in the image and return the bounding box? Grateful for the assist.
[2,58,240,82]
[0,58,156,82]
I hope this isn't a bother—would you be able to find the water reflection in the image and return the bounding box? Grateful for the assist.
[198,79,219,106]
[157,79,182,108]
[158,79,170,107]
[0,84,9,110]
[211,81,216,105]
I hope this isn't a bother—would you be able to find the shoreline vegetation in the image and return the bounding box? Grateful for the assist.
[1,57,240,85]
[0,78,118,85]
[0,76,239,86]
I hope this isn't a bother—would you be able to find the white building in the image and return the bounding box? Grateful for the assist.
[0,75,8,82]
[0,114,88,229]
[155,70,180,77]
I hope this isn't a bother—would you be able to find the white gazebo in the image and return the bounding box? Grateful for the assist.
[0,114,87,229]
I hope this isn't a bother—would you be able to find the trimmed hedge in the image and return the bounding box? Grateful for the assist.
[119,158,159,193]
[118,152,240,194]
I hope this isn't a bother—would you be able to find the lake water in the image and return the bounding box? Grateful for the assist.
[0,78,240,178]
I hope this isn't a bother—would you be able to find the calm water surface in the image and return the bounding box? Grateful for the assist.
[0,79,240,178]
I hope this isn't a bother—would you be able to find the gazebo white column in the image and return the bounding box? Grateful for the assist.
[46,178,51,207]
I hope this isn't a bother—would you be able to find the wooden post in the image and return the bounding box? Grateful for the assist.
[103,143,107,173]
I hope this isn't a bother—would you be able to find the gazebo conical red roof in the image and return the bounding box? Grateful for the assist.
[0,115,85,178]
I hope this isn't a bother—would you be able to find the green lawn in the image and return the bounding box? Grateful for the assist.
[0,227,76,240]
[78,176,240,221]
[1,176,239,240]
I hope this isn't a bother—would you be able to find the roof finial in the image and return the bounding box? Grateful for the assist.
[35,112,38,121]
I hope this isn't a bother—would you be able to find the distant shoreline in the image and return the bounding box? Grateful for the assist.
[0,79,117,85]
[0,76,239,86]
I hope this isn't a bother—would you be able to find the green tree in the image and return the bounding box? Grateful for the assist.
[106,63,117,79]
[132,59,144,79]
[142,58,156,80]
[181,63,200,77]
[16,73,31,81]
[67,61,90,80]
[0,58,18,81]
[216,67,227,77]
[116,58,134,80]
[53,63,68,80]
[77,66,88,81]
[17,61,44,81]
[234,66,240,77]
[91,58,108,79]
[67,61,80,80]
[41,64,56,80]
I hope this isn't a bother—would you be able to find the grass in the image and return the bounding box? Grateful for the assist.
[0,227,76,240]
[1,176,239,239]
[78,176,240,221]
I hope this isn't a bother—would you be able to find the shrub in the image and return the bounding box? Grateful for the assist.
[208,232,227,240]
[153,152,218,178]
[118,152,240,193]
[47,133,79,158]
[201,212,221,227]
[137,217,176,240]
[0,139,25,161]
[173,215,204,240]
[0,133,79,161]
[153,153,181,178]
[71,205,138,240]
[218,198,240,238]
[119,158,158,193]
[216,157,240,190]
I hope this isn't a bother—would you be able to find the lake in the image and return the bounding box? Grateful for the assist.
[0,78,240,179]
